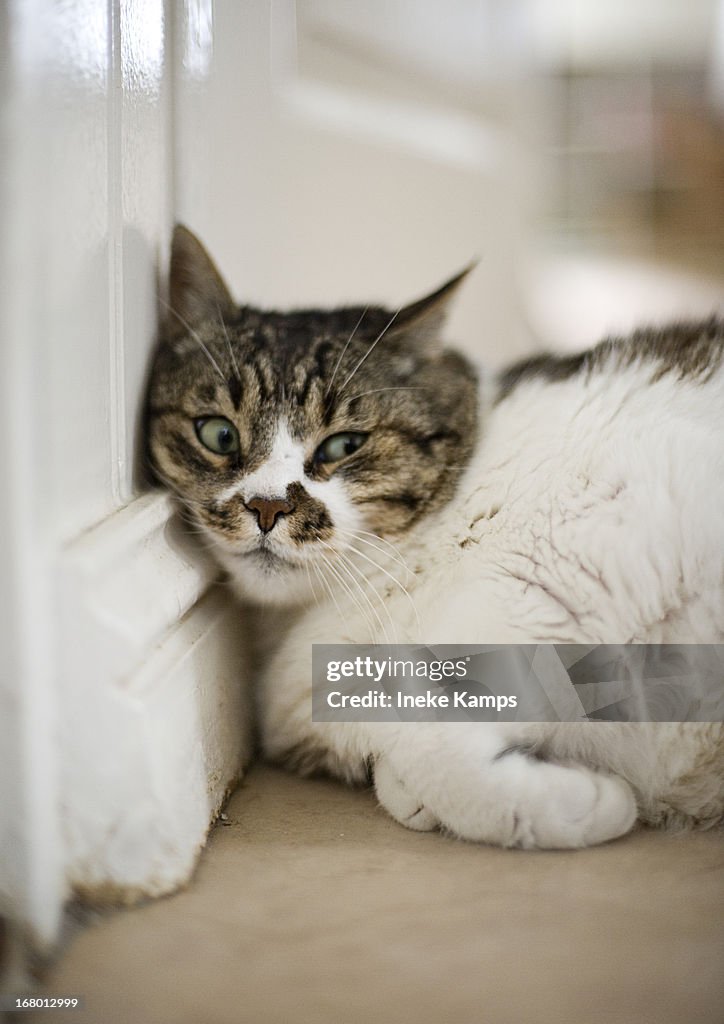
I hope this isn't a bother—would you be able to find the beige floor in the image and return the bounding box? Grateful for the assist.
[30,765,724,1024]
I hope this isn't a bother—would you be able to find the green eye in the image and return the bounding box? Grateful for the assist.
[314,431,368,465]
[195,417,240,455]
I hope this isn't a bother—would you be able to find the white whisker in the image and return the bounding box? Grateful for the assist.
[151,465,199,502]
[342,527,409,566]
[336,528,415,582]
[216,301,241,384]
[305,562,321,608]
[343,540,421,636]
[331,543,397,643]
[322,543,391,642]
[325,306,369,397]
[336,309,400,395]
[318,551,376,638]
[160,297,226,382]
[150,467,216,512]
[317,557,348,630]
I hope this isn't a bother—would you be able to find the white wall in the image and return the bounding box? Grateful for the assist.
[175,0,536,365]
[0,0,251,947]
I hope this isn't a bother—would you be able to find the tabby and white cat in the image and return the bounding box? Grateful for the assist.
[146,225,724,849]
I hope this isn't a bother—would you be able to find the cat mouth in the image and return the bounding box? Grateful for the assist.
[242,546,300,571]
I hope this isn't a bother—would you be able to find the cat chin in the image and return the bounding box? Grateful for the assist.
[217,549,313,608]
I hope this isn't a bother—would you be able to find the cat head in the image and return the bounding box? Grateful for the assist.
[145,225,478,605]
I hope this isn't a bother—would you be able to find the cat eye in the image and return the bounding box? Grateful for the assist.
[314,431,368,465]
[194,417,240,455]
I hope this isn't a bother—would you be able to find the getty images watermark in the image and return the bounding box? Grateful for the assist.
[312,644,724,723]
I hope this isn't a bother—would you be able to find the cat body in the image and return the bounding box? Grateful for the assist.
[147,226,724,849]
[258,343,724,845]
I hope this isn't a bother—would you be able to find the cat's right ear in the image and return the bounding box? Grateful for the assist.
[166,224,236,339]
[389,262,476,348]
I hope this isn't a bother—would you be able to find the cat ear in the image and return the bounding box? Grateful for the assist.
[390,262,476,345]
[167,224,236,338]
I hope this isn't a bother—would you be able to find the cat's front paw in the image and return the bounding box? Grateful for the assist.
[528,768,638,849]
[379,738,638,849]
[374,755,439,832]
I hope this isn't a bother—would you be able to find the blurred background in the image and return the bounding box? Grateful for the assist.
[2,0,723,952]
[174,0,724,359]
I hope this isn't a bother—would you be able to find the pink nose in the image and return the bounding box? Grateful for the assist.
[245,495,294,533]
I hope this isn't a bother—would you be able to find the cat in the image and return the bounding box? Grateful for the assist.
[145,224,724,849]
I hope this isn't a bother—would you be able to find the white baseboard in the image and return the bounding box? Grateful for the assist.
[57,493,253,900]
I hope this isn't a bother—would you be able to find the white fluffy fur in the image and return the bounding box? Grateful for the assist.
[251,359,724,848]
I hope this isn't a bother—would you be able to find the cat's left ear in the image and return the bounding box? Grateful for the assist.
[166,224,237,339]
[389,262,476,346]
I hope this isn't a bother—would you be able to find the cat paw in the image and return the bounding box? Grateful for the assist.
[374,756,439,832]
[403,755,638,849]
[523,768,637,849]
[579,773,638,846]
